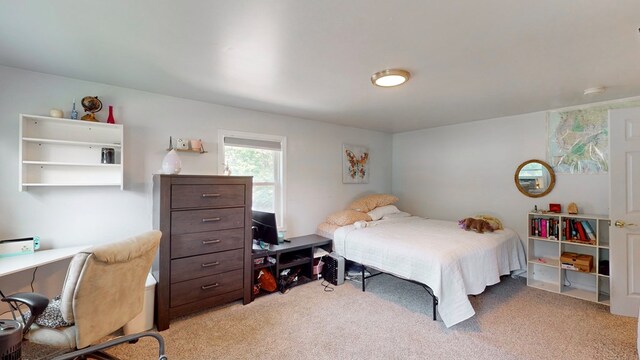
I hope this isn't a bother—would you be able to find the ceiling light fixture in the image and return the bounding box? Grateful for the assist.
[371,69,410,87]
[583,86,606,95]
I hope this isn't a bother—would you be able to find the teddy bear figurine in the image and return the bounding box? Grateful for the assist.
[460,217,494,234]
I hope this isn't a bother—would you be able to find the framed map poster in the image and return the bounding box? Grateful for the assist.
[343,144,369,183]
[546,107,609,174]
[547,100,640,174]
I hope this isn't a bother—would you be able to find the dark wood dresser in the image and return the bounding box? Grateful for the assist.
[152,175,252,331]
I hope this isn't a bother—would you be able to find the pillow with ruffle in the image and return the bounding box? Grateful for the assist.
[367,205,400,221]
[326,210,372,226]
[348,194,399,213]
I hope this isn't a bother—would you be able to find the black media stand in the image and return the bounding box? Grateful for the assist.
[250,234,331,301]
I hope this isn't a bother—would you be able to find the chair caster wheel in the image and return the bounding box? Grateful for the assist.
[158,356,168,360]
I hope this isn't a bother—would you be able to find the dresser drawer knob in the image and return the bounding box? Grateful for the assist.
[202,217,221,223]
[202,239,221,245]
[201,283,220,290]
[202,193,221,198]
[201,261,220,268]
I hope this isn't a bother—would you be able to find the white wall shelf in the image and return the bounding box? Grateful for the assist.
[526,212,610,306]
[165,147,207,154]
[19,114,124,191]
[23,137,122,148]
[21,183,122,187]
[23,161,122,167]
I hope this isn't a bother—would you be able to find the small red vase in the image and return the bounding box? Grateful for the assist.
[107,105,115,124]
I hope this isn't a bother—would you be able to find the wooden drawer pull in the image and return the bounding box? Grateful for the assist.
[202,193,221,198]
[201,283,220,290]
[201,261,220,268]
[202,217,221,223]
[202,239,221,245]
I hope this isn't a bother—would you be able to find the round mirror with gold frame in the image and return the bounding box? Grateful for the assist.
[514,159,556,198]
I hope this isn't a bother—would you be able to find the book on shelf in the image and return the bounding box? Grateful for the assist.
[581,220,597,241]
[575,221,587,241]
[530,217,560,239]
[531,219,535,236]
[570,220,577,239]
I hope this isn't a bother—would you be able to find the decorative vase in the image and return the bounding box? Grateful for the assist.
[107,105,115,124]
[162,149,182,174]
[70,98,78,120]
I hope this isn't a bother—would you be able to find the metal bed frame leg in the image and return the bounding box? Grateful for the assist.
[359,263,438,321]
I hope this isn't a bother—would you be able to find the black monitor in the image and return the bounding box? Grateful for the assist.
[252,210,278,245]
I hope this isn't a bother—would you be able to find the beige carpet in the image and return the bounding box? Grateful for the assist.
[25,275,637,359]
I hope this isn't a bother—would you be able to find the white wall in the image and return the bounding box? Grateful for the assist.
[391,111,609,243]
[0,65,392,301]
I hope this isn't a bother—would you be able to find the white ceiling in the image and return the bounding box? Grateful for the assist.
[1,1,639,133]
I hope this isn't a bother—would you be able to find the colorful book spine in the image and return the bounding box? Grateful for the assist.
[531,219,536,236]
[575,221,587,241]
[530,217,563,239]
[546,219,551,238]
[581,220,597,241]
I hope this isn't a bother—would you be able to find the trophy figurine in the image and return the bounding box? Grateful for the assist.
[80,96,103,122]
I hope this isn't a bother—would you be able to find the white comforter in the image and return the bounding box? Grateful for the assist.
[333,216,525,327]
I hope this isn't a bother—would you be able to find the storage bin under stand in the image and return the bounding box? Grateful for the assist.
[0,319,22,360]
[123,273,157,334]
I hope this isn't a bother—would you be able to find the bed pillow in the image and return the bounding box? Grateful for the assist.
[367,205,400,221]
[348,194,399,213]
[316,222,340,239]
[326,210,372,226]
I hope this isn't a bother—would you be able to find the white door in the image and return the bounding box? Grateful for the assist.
[610,107,640,316]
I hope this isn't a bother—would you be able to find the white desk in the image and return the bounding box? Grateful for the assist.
[0,246,89,277]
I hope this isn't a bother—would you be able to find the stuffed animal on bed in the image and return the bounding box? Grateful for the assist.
[459,217,494,233]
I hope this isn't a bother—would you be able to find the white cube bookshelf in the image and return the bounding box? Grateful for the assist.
[19,114,124,191]
[526,212,610,306]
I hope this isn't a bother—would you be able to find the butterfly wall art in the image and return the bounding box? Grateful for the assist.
[343,144,370,184]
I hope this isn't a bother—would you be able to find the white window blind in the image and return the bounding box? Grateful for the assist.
[219,130,286,230]
[223,137,282,151]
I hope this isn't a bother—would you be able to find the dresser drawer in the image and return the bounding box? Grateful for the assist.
[171,184,245,209]
[171,208,244,235]
[171,249,243,283]
[171,269,243,307]
[171,228,244,259]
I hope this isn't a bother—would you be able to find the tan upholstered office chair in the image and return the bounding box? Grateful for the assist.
[2,231,166,360]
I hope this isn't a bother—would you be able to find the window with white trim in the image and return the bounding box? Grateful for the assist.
[218,130,286,229]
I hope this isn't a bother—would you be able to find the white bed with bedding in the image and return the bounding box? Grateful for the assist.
[331,215,525,328]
